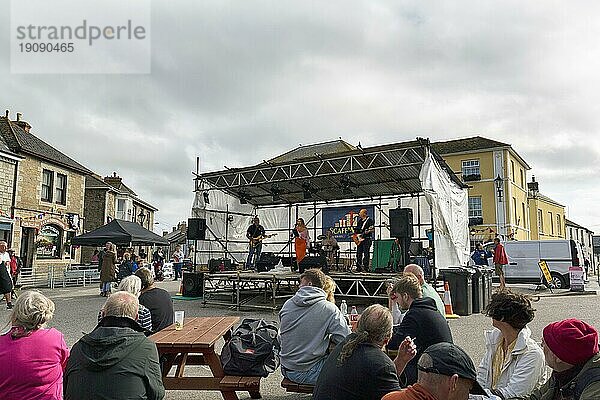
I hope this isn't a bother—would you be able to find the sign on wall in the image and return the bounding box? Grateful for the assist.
[322,205,375,242]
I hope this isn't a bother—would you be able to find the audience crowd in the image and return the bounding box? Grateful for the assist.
[1,258,600,400]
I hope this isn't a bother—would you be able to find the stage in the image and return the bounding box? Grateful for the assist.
[202,270,402,311]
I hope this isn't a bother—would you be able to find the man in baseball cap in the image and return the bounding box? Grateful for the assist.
[383,342,487,400]
[521,318,600,400]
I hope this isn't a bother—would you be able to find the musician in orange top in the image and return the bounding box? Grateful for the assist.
[353,209,375,273]
[292,218,310,269]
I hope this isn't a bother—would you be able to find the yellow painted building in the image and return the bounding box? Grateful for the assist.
[528,190,565,240]
[433,136,565,243]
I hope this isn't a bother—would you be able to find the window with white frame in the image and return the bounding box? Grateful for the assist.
[468,197,482,218]
[538,209,543,233]
[41,169,68,205]
[556,215,561,236]
[549,211,554,235]
[41,169,54,202]
[461,160,480,177]
[116,199,126,220]
[55,173,67,205]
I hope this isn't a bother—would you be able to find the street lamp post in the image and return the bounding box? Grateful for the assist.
[494,174,504,238]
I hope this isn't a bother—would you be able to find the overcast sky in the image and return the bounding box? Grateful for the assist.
[2,1,599,234]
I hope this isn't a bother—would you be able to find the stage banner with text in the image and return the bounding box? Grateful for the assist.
[322,205,375,242]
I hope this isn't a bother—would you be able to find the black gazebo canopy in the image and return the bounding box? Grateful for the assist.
[72,219,169,246]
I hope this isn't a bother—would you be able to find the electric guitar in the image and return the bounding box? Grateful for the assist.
[352,226,375,246]
[249,233,277,247]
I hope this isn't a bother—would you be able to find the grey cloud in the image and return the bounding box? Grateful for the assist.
[1,1,600,230]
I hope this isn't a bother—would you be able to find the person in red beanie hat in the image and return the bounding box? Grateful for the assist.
[516,318,600,400]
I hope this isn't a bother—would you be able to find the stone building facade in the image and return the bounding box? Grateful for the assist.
[0,146,21,244]
[0,113,91,282]
[82,173,157,262]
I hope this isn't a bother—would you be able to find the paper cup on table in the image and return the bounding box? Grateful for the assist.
[174,311,184,330]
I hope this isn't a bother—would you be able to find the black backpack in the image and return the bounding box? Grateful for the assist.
[221,318,280,377]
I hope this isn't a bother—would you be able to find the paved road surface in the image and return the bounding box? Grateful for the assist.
[1,278,599,399]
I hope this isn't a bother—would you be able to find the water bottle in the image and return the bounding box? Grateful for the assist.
[350,306,358,322]
[340,300,348,316]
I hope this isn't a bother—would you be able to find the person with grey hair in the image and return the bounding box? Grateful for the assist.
[64,291,165,400]
[99,242,117,297]
[0,290,69,399]
[96,275,153,332]
[313,304,417,400]
[136,267,173,333]
[403,264,445,316]
[0,240,13,309]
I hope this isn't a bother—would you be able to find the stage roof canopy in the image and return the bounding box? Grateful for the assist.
[195,138,466,207]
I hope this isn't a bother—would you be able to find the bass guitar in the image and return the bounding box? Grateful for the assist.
[352,226,375,246]
[249,233,277,247]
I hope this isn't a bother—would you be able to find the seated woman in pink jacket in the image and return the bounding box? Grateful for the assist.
[0,290,70,400]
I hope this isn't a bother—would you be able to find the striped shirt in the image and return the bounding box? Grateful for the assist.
[97,303,153,332]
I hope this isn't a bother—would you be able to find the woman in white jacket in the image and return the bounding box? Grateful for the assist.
[477,290,546,399]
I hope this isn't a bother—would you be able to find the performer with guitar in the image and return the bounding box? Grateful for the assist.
[246,216,266,270]
[353,209,375,272]
[291,218,310,269]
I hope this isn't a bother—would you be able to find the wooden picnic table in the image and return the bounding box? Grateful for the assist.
[150,316,261,400]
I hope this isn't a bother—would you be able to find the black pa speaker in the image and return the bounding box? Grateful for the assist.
[183,272,204,297]
[208,258,232,273]
[389,208,413,238]
[187,218,206,240]
[298,255,328,273]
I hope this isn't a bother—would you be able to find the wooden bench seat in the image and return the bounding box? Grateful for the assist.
[281,378,315,394]
[220,376,262,399]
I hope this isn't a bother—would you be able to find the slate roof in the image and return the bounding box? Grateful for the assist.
[163,228,186,244]
[432,136,510,154]
[0,116,92,174]
[88,174,157,211]
[565,218,593,232]
[85,175,116,190]
[0,130,14,155]
[533,193,565,207]
[268,139,357,164]
[432,136,531,170]
[104,179,137,196]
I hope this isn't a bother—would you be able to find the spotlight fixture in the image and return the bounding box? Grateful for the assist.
[302,181,313,200]
[340,175,353,195]
[238,190,250,205]
[202,191,210,204]
[271,183,282,201]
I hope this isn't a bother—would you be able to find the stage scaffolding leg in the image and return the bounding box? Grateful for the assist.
[236,274,240,311]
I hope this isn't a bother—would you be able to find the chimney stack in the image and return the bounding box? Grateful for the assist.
[13,112,32,133]
[4,110,8,118]
[103,172,123,188]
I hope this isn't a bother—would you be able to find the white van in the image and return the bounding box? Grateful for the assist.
[483,240,583,289]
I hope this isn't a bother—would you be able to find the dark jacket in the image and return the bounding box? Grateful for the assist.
[139,287,174,333]
[118,260,135,281]
[387,297,453,386]
[354,217,375,239]
[313,333,401,400]
[64,316,165,400]
[513,352,600,400]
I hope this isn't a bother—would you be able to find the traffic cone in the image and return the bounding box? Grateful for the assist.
[443,281,459,319]
[177,280,184,296]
